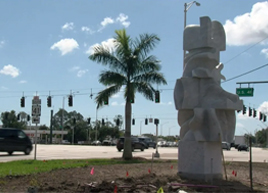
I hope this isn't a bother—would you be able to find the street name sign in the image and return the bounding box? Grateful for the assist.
[236,88,254,97]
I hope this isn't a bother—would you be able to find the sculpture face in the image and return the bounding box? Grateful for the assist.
[174,16,243,143]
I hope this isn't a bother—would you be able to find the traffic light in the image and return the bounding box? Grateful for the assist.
[87,118,91,124]
[102,118,105,125]
[155,91,160,103]
[253,109,257,118]
[264,115,267,122]
[20,97,25,107]
[17,114,20,121]
[130,97,134,104]
[27,115,30,122]
[145,118,148,125]
[132,118,135,125]
[116,118,120,126]
[242,105,246,115]
[68,95,73,107]
[248,107,252,117]
[104,96,109,105]
[47,96,52,107]
[154,118,159,125]
[259,112,263,120]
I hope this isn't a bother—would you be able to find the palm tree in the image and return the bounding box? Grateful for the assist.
[89,29,167,160]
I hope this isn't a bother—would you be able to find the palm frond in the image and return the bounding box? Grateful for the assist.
[133,34,160,59]
[99,71,127,86]
[89,44,123,70]
[132,72,167,85]
[135,82,155,101]
[95,85,122,109]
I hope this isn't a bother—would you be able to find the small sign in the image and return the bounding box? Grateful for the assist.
[236,88,254,97]
[32,116,40,124]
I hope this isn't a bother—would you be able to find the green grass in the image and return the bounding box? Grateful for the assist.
[0,158,150,178]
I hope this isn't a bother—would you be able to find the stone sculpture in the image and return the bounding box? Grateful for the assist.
[174,16,243,180]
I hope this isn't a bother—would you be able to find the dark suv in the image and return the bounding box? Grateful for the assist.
[138,137,156,149]
[0,128,33,155]
[116,137,145,152]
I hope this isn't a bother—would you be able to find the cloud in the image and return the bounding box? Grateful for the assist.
[237,113,249,120]
[19,80,27,84]
[0,64,20,78]
[97,13,130,32]
[62,22,74,31]
[50,38,79,55]
[223,1,268,46]
[101,17,114,27]
[81,26,95,34]
[111,101,118,106]
[69,66,88,77]
[112,93,120,98]
[236,122,244,128]
[258,101,268,112]
[0,40,5,48]
[86,38,116,55]
[116,13,130,28]
[77,69,88,77]
[261,48,268,57]
[69,66,80,71]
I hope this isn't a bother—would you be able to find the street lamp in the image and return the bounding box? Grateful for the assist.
[183,1,201,69]
[61,91,79,143]
[140,120,143,136]
[168,126,176,136]
[160,122,169,136]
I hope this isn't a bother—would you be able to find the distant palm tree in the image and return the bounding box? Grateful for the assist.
[89,29,167,160]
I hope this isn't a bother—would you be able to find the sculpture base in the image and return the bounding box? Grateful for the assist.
[178,141,223,181]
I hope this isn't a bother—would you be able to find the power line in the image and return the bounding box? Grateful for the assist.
[224,35,268,65]
[222,63,268,83]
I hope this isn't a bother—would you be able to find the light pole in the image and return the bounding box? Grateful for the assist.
[160,122,169,136]
[140,120,143,136]
[169,126,176,136]
[183,1,201,69]
[95,106,98,142]
[61,91,79,143]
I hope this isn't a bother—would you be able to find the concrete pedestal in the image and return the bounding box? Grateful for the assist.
[178,141,223,181]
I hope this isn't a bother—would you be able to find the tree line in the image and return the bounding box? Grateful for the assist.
[0,110,123,143]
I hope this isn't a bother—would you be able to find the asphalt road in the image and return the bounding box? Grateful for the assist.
[0,145,267,163]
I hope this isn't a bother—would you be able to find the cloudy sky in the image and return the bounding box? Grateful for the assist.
[0,0,268,136]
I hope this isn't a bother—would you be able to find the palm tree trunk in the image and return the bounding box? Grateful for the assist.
[123,101,132,160]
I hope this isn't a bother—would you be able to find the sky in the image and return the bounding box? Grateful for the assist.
[0,0,268,137]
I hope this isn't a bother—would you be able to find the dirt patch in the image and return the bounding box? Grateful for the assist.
[0,158,267,192]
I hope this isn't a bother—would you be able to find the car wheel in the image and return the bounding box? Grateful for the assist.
[141,146,144,151]
[24,147,31,155]
[8,151,13,155]
[117,149,121,152]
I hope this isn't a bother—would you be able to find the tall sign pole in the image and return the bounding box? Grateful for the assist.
[32,96,41,160]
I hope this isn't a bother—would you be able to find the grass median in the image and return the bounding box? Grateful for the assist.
[0,158,165,178]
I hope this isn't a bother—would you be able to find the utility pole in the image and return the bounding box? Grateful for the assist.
[50,110,53,144]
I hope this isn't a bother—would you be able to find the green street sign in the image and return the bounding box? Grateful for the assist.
[236,88,254,97]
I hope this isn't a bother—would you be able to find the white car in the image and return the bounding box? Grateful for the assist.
[62,140,70,144]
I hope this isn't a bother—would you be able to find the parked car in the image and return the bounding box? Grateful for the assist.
[237,144,249,151]
[62,140,70,144]
[116,137,145,152]
[222,142,231,150]
[138,137,156,149]
[91,140,101,145]
[0,128,33,155]
[102,140,112,146]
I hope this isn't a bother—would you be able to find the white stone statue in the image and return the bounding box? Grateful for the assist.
[174,16,243,180]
